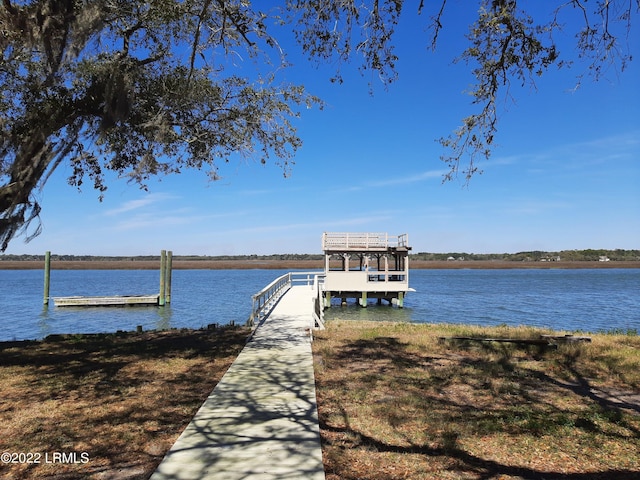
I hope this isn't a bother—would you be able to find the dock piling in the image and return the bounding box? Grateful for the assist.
[360,291,367,307]
[165,250,172,304]
[43,251,51,306]
[159,250,166,306]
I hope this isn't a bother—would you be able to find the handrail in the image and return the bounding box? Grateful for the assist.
[289,271,320,286]
[246,271,324,328]
[291,271,326,331]
[247,273,291,327]
[311,273,326,330]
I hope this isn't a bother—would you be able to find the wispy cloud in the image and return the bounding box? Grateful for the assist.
[518,131,640,173]
[232,182,308,197]
[483,130,640,177]
[111,209,247,231]
[111,212,191,231]
[102,190,255,231]
[329,168,447,193]
[367,169,448,187]
[572,130,640,150]
[215,214,394,236]
[552,132,639,168]
[105,193,178,216]
[501,199,574,216]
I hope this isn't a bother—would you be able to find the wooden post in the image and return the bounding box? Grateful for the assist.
[360,291,367,307]
[165,250,173,304]
[43,251,51,306]
[397,291,404,308]
[159,250,166,306]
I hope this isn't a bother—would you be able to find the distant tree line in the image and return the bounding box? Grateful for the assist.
[411,250,640,262]
[2,250,639,262]
[0,253,325,262]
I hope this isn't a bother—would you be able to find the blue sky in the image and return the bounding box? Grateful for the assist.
[3,5,639,256]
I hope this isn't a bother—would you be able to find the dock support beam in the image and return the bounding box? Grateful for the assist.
[159,250,166,306]
[165,250,173,304]
[43,251,51,306]
[360,291,367,307]
[397,292,404,308]
[159,250,173,306]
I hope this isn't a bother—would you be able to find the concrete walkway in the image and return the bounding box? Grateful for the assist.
[151,285,325,480]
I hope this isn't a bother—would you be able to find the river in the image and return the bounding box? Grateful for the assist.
[0,268,638,341]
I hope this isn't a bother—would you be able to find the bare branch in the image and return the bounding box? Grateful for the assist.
[428,0,448,50]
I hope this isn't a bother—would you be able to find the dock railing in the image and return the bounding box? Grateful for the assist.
[247,273,290,327]
[311,273,326,330]
[247,271,325,330]
[322,232,408,250]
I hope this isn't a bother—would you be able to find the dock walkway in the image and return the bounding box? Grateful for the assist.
[151,285,325,480]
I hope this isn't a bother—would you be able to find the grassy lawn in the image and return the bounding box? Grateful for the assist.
[0,327,250,479]
[2,320,638,480]
[313,321,640,480]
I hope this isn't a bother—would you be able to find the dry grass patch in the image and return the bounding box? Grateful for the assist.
[313,321,640,480]
[0,327,250,479]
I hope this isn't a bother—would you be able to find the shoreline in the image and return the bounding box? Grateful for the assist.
[1,259,639,270]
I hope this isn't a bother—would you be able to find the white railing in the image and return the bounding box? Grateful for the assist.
[292,271,326,330]
[247,273,290,327]
[322,232,409,250]
[290,271,319,287]
[247,271,325,330]
[312,273,326,330]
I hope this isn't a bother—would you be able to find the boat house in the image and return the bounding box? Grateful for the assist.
[322,232,413,308]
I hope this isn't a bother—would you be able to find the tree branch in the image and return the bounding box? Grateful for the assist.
[216,0,255,48]
[2,0,17,15]
[429,0,448,50]
[189,0,212,85]
[121,21,143,56]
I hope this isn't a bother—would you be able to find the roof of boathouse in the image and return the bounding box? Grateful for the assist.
[322,232,411,253]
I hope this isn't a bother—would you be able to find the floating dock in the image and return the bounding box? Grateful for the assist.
[52,295,160,307]
[44,249,172,307]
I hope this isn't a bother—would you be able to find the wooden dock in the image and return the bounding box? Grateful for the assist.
[151,285,325,480]
[322,232,413,307]
[53,295,160,307]
[45,249,172,307]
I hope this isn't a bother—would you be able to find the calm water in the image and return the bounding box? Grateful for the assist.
[326,269,640,334]
[0,268,638,341]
